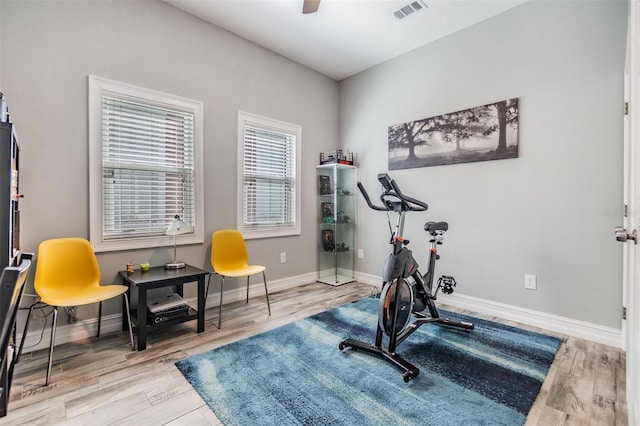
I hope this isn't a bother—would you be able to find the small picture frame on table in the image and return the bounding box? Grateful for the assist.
[322,229,335,251]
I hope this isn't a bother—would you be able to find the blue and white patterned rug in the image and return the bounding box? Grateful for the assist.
[176,297,562,425]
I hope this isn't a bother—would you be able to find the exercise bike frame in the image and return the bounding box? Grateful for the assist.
[339,173,474,382]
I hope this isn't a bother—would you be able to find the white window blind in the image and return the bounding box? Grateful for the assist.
[89,75,204,252]
[238,112,301,239]
[102,96,195,239]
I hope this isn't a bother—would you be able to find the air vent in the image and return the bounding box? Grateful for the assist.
[393,1,427,20]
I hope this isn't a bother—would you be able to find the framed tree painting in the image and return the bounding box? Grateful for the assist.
[388,98,519,170]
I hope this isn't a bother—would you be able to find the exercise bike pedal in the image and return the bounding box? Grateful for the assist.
[437,275,457,295]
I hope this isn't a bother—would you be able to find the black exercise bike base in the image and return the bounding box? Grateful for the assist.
[339,316,474,382]
[339,338,420,382]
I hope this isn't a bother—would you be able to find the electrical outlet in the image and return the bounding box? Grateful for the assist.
[524,274,537,290]
[65,306,78,323]
[358,249,364,259]
[280,252,286,263]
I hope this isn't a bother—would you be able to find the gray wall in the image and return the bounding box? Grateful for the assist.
[341,0,627,329]
[0,0,338,317]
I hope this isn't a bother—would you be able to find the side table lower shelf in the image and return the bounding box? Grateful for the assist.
[129,306,198,329]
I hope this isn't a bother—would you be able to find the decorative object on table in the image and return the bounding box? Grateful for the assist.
[164,215,193,269]
[321,202,334,223]
[318,175,331,195]
[126,261,135,274]
[388,97,519,170]
[321,230,334,251]
[175,297,562,426]
[320,149,354,165]
[140,262,150,272]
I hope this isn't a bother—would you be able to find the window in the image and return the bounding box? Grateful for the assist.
[89,75,204,251]
[238,111,301,239]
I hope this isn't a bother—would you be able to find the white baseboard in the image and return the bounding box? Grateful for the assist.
[18,272,317,354]
[19,271,622,354]
[204,271,317,309]
[356,271,621,348]
[354,271,382,287]
[437,292,622,348]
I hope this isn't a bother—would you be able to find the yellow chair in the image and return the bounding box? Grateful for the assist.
[26,238,134,385]
[210,230,271,329]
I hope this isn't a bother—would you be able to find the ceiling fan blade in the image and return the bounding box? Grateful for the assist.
[303,0,320,14]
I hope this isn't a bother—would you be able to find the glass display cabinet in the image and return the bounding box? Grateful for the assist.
[317,163,356,286]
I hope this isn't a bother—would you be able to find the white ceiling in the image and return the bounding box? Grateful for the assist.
[164,0,526,81]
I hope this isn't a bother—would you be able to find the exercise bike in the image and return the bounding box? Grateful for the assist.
[339,173,474,382]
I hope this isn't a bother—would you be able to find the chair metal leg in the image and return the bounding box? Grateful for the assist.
[262,271,271,316]
[15,302,37,365]
[246,276,250,303]
[45,307,59,386]
[123,293,134,349]
[218,277,225,329]
[206,273,213,300]
[97,301,102,338]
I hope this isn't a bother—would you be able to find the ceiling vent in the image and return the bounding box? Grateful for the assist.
[393,1,427,20]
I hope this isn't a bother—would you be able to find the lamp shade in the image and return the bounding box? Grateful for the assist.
[164,215,192,269]
[165,215,193,236]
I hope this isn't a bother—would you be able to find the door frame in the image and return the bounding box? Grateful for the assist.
[624,1,639,423]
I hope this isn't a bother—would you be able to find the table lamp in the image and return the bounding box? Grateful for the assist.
[164,215,193,269]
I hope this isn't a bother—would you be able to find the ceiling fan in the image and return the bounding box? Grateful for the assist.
[303,0,320,14]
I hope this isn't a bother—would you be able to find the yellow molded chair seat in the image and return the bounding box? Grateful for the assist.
[210,230,271,328]
[26,238,134,385]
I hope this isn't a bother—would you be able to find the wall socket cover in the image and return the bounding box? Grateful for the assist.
[524,274,537,290]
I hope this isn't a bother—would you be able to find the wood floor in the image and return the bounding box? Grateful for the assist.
[3,282,628,425]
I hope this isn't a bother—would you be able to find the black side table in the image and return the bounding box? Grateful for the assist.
[119,264,209,351]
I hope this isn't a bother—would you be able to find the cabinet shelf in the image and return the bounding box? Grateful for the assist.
[317,163,356,286]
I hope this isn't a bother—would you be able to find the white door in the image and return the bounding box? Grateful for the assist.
[620,2,640,424]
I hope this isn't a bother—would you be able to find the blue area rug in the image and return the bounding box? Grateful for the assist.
[175,297,562,425]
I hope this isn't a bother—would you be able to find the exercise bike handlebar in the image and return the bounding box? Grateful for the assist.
[357,173,428,212]
[357,181,388,211]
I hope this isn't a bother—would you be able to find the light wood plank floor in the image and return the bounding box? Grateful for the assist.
[3,282,628,425]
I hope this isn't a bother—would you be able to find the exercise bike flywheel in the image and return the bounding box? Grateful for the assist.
[379,279,414,336]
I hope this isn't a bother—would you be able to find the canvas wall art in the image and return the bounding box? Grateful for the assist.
[388,98,519,170]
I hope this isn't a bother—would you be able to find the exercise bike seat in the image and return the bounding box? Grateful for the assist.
[424,221,448,234]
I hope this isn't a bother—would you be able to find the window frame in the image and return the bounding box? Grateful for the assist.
[89,75,204,252]
[237,111,301,240]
